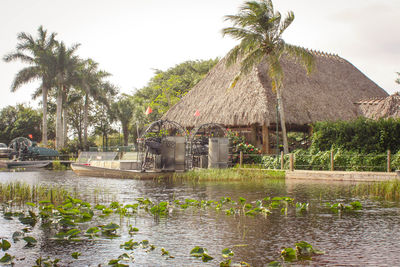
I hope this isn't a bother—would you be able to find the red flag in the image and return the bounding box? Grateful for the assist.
[194,110,200,117]
[145,106,152,115]
[28,134,33,139]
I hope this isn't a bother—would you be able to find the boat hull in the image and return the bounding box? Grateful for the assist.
[0,160,51,169]
[71,163,173,179]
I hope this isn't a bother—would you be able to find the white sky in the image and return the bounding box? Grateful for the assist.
[1,0,399,109]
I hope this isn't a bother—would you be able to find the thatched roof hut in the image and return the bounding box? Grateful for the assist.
[356,92,400,119]
[163,50,388,152]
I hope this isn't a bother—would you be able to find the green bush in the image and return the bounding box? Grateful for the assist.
[311,117,400,154]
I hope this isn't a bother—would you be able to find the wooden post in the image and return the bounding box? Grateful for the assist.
[387,150,391,172]
[281,151,284,170]
[250,124,258,146]
[330,150,334,171]
[289,153,294,171]
[262,124,270,154]
[240,151,243,168]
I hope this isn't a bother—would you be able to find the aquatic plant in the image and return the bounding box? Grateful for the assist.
[0,191,331,266]
[52,160,67,170]
[173,168,285,181]
[325,201,362,213]
[353,179,400,201]
[279,241,324,263]
[0,253,14,265]
[190,246,214,262]
[0,181,71,206]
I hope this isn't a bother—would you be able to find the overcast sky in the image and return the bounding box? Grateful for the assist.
[1,0,399,109]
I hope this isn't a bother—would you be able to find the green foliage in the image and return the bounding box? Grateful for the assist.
[0,239,11,251]
[133,58,219,125]
[280,241,324,263]
[311,117,400,154]
[228,130,261,164]
[0,104,42,144]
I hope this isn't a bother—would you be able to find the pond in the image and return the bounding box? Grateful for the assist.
[0,170,399,266]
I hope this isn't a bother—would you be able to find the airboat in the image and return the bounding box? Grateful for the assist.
[0,137,59,169]
[71,120,231,179]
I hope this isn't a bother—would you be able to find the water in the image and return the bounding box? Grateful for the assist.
[0,170,400,266]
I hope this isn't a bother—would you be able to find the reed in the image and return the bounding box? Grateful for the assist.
[173,168,284,181]
[353,179,400,201]
[0,181,71,205]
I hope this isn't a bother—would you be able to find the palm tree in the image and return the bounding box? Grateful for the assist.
[222,0,314,153]
[75,59,112,150]
[112,94,135,146]
[3,26,57,146]
[53,41,80,149]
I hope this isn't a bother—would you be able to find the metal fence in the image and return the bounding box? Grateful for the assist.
[235,150,395,172]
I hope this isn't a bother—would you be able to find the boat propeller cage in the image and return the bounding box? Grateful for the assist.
[138,121,231,171]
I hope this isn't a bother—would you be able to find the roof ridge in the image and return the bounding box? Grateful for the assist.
[304,48,344,62]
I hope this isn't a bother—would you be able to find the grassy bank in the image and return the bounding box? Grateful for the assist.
[173,168,285,181]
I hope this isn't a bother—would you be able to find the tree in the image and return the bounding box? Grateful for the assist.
[222,0,314,153]
[76,59,112,150]
[52,41,80,149]
[112,94,135,146]
[0,104,42,144]
[396,72,400,85]
[131,59,218,124]
[3,26,57,146]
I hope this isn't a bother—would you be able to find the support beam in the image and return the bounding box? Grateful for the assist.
[262,124,270,154]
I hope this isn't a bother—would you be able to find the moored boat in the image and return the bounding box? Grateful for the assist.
[71,163,173,179]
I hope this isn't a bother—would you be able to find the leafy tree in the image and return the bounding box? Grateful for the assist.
[0,105,42,144]
[222,0,314,153]
[396,72,400,85]
[3,26,57,146]
[132,59,218,125]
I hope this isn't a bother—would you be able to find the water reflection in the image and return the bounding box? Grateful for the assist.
[0,170,399,266]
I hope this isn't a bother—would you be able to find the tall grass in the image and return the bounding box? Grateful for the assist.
[173,168,285,181]
[0,181,71,206]
[353,179,400,201]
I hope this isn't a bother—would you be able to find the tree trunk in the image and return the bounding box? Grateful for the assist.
[83,94,88,151]
[55,87,64,149]
[122,125,129,146]
[42,87,48,146]
[63,103,68,146]
[276,87,289,154]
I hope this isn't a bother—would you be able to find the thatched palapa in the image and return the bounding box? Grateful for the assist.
[356,92,400,119]
[163,50,388,152]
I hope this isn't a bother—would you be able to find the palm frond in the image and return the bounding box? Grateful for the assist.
[279,11,294,37]
[3,52,34,64]
[11,66,41,92]
[226,45,241,67]
[240,47,264,75]
[284,44,314,74]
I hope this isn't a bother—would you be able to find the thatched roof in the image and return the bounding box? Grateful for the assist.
[356,92,400,119]
[163,50,388,129]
